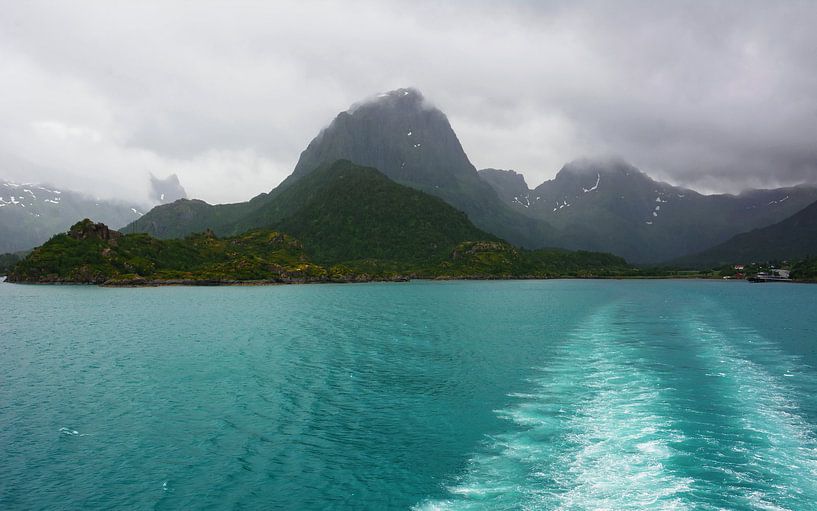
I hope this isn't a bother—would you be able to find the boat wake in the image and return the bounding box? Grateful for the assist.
[415,306,692,510]
[416,301,817,510]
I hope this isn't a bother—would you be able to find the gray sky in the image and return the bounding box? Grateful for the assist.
[2,1,816,204]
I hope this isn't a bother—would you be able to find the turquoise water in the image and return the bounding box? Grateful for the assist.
[1,280,816,510]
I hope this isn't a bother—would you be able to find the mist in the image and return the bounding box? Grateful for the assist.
[2,1,816,204]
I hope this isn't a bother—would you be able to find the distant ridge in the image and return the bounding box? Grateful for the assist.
[479,159,817,263]
[677,199,817,266]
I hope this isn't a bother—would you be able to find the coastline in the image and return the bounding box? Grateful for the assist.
[7,275,813,287]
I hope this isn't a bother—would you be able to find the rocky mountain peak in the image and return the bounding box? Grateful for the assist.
[291,87,474,188]
[150,173,187,204]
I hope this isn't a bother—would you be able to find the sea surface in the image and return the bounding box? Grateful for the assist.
[1,280,817,510]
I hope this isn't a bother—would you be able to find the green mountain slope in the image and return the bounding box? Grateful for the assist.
[123,192,281,238]
[234,160,495,264]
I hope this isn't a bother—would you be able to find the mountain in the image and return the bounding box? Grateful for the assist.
[0,179,144,253]
[129,88,556,247]
[149,173,187,204]
[287,88,555,247]
[679,199,817,266]
[479,159,817,263]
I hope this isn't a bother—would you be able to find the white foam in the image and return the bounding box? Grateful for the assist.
[418,308,693,510]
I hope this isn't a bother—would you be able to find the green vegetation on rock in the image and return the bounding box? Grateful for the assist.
[8,219,630,285]
[8,219,329,285]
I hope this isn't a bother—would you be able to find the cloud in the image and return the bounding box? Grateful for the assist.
[1,0,816,203]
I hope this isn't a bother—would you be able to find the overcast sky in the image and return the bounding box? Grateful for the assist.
[2,1,816,204]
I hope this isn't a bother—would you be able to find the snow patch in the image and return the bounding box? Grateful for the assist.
[553,199,571,211]
[513,195,531,208]
[582,172,600,193]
